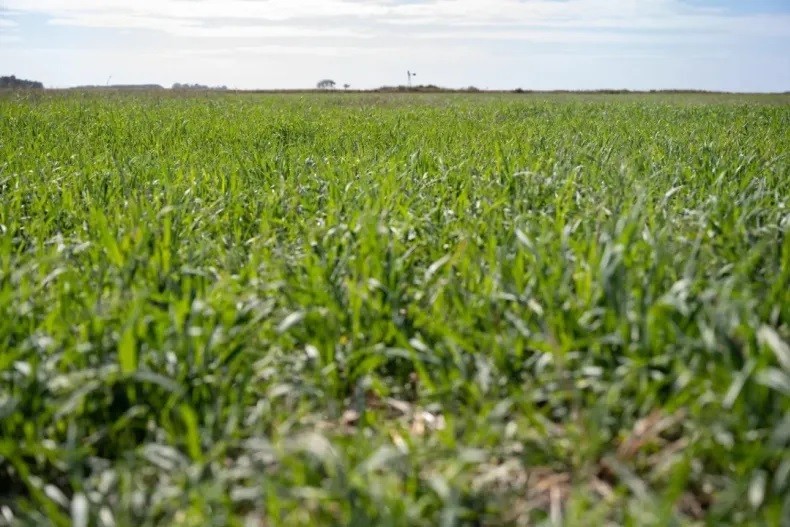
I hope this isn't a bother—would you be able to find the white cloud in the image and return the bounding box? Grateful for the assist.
[5,0,790,41]
[160,44,400,60]
[48,15,370,39]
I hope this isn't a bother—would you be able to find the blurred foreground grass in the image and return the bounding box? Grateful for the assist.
[0,91,788,526]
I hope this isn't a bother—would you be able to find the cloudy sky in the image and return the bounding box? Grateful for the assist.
[1,0,788,91]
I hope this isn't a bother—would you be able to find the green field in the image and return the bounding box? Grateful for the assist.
[1,91,789,526]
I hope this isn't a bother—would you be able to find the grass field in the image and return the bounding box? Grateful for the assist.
[0,91,788,526]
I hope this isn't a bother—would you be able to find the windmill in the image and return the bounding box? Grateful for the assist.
[407,70,416,88]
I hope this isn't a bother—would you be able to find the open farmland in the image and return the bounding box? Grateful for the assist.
[0,91,789,526]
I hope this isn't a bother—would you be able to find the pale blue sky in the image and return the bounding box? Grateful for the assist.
[1,0,788,91]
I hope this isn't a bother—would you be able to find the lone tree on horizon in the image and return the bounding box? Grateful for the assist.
[316,79,336,90]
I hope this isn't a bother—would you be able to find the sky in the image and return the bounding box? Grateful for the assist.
[0,0,789,91]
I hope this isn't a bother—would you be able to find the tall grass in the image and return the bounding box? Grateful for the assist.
[0,91,788,526]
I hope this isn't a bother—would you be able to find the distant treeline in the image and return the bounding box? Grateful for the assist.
[375,85,747,95]
[375,85,487,93]
[512,88,745,94]
[1,75,44,89]
[10,78,783,96]
[70,84,166,91]
[172,83,228,91]
[66,83,229,91]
